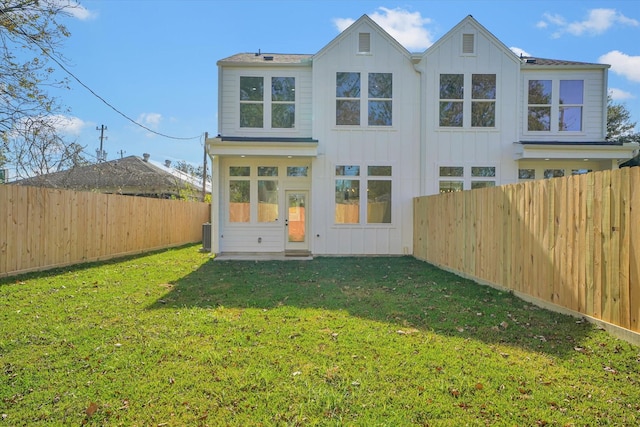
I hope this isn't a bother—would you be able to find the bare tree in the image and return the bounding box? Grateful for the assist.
[0,0,89,176]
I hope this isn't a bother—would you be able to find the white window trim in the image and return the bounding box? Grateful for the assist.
[334,71,394,129]
[525,77,586,136]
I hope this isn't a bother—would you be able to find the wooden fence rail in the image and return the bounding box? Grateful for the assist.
[414,167,640,335]
[0,185,211,277]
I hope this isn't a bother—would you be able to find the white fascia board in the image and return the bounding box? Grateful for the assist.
[206,138,318,157]
[513,143,638,160]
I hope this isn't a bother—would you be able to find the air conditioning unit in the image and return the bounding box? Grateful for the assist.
[202,223,212,252]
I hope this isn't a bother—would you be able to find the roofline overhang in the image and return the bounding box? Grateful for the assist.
[206,136,318,158]
[217,61,312,68]
[513,141,638,161]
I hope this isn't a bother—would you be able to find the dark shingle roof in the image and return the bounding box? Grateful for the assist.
[218,53,312,65]
[12,156,201,198]
[520,56,608,68]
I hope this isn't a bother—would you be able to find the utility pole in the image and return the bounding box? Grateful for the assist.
[117,150,126,159]
[96,125,108,162]
[202,132,208,202]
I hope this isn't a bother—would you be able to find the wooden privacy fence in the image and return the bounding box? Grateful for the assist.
[414,167,640,334]
[0,185,211,277]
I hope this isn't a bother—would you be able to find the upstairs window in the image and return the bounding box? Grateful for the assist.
[559,80,583,131]
[336,72,361,125]
[439,74,464,127]
[527,80,552,131]
[271,77,295,128]
[336,72,393,126]
[471,74,496,127]
[240,77,264,128]
[368,73,392,126]
[527,79,583,132]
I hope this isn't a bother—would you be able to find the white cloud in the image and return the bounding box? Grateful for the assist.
[137,112,163,128]
[510,46,532,58]
[539,9,639,37]
[599,50,640,83]
[608,88,635,101]
[333,7,434,51]
[50,115,89,136]
[53,0,97,20]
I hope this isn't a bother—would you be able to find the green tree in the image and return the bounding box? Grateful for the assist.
[607,95,640,167]
[0,0,89,177]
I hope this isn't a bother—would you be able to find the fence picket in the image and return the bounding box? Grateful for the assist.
[413,167,640,334]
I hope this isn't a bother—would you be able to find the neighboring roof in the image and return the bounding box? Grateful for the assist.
[12,156,205,197]
[520,56,609,69]
[217,53,312,66]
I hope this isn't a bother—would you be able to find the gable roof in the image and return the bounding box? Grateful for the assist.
[519,56,609,69]
[12,156,206,198]
[422,15,521,65]
[313,14,412,61]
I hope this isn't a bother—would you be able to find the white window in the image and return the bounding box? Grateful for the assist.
[336,72,392,126]
[440,74,496,128]
[527,79,583,132]
[240,75,296,129]
[335,165,392,224]
[439,166,497,192]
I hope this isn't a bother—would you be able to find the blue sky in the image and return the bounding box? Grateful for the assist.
[47,0,640,168]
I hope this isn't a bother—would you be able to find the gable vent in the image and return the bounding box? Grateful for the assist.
[358,32,371,53]
[462,33,475,54]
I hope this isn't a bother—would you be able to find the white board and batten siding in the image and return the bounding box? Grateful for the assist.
[418,18,522,195]
[311,17,421,255]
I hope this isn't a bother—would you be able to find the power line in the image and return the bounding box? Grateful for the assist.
[0,7,202,141]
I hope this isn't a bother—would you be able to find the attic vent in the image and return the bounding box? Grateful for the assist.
[526,58,537,64]
[462,33,475,54]
[358,32,371,53]
[263,55,274,61]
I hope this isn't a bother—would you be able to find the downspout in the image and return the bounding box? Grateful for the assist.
[412,56,426,195]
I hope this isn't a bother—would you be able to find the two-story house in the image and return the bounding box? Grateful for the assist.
[205,14,637,257]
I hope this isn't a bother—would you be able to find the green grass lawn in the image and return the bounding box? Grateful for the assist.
[1,245,639,426]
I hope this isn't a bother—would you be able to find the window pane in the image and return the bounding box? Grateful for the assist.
[528,80,551,104]
[335,179,360,224]
[572,169,592,175]
[368,73,392,98]
[230,166,250,176]
[527,107,550,131]
[336,165,360,176]
[272,104,295,128]
[518,169,535,179]
[240,76,263,101]
[336,100,360,125]
[471,102,495,127]
[368,166,392,176]
[272,77,295,102]
[439,166,463,177]
[472,74,496,99]
[258,180,278,222]
[440,74,463,99]
[560,80,583,104]
[471,181,495,189]
[287,166,308,177]
[240,104,263,128]
[471,167,496,177]
[439,181,463,193]
[440,102,463,127]
[544,169,565,179]
[559,106,582,131]
[368,100,392,126]
[258,166,278,176]
[336,72,360,97]
[229,180,250,222]
[367,180,391,223]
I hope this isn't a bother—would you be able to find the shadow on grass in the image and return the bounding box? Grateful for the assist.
[147,256,593,357]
